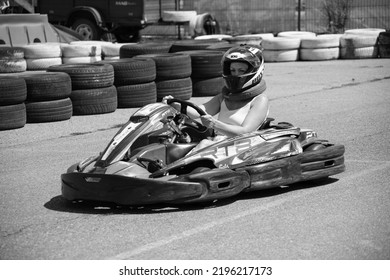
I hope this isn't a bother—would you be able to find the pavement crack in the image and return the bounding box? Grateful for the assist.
[1,216,86,239]
[327,76,390,90]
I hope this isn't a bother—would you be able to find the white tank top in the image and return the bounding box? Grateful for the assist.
[218,97,256,126]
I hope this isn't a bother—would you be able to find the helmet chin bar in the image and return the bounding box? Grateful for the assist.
[223,70,262,94]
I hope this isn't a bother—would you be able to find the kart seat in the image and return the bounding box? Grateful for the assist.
[166,143,197,164]
[259,117,274,129]
[259,117,294,130]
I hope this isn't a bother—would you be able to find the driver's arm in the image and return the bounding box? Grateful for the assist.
[205,94,269,137]
[163,94,223,119]
[185,94,223,119]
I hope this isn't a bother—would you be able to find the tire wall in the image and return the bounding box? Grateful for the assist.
[101,57,157,108]
[22,72,73,123]
[0,28,387,129]
[174,50,225,97]
[21,43,63,71]
[134,53,193,101]
[47,63,117,115]
[0,76,27,130]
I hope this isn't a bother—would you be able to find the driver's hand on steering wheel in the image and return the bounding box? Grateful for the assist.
[162,95,174,104]
[162,95,180,110]
[200,114,217,129]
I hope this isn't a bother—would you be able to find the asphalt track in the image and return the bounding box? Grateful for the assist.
[0,58,389,260]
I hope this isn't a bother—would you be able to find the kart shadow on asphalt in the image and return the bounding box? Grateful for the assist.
[44,177,339,214]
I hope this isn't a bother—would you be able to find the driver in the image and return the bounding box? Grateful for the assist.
[163,45,269,151]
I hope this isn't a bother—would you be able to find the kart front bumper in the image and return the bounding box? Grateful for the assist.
[61,168,250,205]
[61,144,345,206]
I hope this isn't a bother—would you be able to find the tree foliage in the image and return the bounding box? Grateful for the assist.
[322,0,351,33]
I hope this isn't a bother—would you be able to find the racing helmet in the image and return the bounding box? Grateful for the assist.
[222,45,264,94]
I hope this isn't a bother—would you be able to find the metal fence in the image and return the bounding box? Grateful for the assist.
[303,0,390,33]
[183,0,297,35]
[181,0,390,35]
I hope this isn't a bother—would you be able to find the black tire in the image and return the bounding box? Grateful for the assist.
[378,31,390,44]
[0,103,26,130]
[26,98,73,123]
[156,77,192,101]
[71,18,100,41]
[116,82,157,108]
[379,44,390,58]
[114,29,141,43]
[47,64,114,90]
[119,43,173,58]
[135,53,192,81]
[169,39,220,53]
[378,32,390,58]
[206,42,234,52]
[192,77,224,97]
[98,58,156,85]
[177,50,224,79]
[0,76,27,105]
[71,86,117,115]
[21,72,72,101]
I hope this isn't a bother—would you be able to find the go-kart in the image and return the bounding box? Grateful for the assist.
[61,99,345,206]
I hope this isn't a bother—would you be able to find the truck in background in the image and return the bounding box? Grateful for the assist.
[2,0,177,42]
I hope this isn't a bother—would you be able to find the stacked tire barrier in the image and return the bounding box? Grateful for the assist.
[47,64,117,115]
[300,34,341,61]
[339,29,384,59]
[119,42,173,58]
[22,72,73,123]
[236,33,275,40]
[277,31,316,39]
[0,46,26,73]
[100,58,157,108]
[2,28,389,131]
[205,41,234,52]
[102,43,134,61]
[176,50,225,97]
[194,34,232,41]
[61,43,102,64]
[378,31,390,58]
[262,37,301,62]
[21,43,62,71]
[262,31,315,62]
[222,35,263,47]
[136,53,193,101]
[0,76,27,130]
[169,39,219,52]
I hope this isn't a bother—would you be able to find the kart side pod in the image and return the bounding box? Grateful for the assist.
[172,168,251,203]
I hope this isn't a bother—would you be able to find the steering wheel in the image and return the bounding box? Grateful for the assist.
[166,98,208,129]
[166,98,214,142]
[167,98,207,116]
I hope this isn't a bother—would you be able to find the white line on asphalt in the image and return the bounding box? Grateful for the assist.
[106,160,390,260]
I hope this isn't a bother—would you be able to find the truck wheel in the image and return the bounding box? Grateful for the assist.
[72,18,100,40]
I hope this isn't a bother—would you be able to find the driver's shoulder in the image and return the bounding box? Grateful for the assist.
[251,92,268,106]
